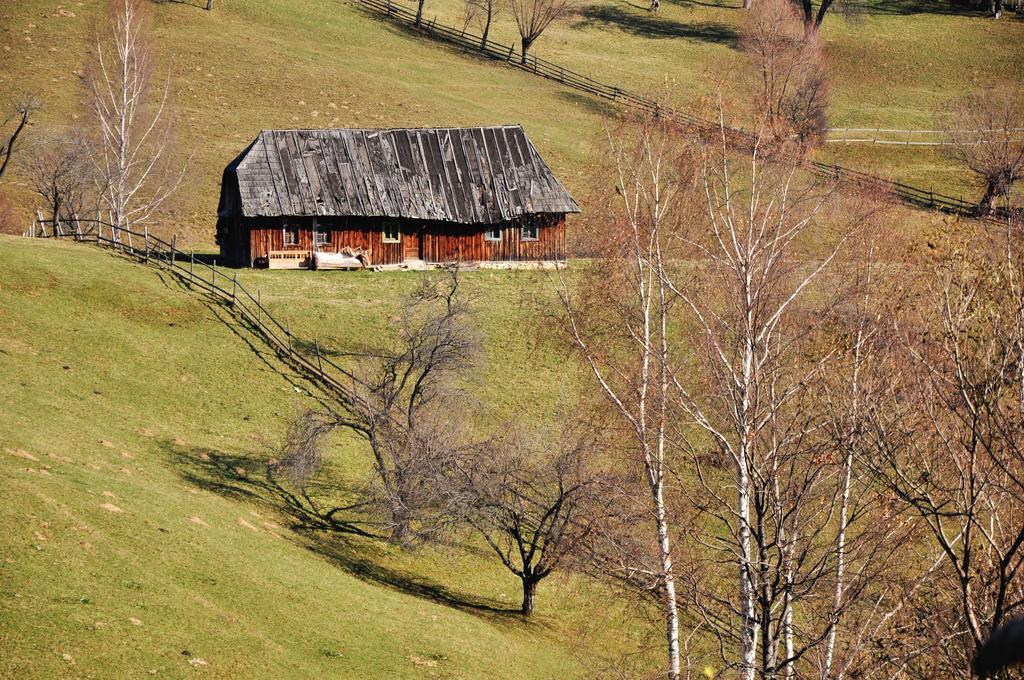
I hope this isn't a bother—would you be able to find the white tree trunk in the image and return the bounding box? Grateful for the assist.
[656,483,682,679]
[738,305,758,680]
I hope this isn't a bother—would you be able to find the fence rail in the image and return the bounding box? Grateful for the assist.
[354,0,1014,220]
[27,217,359,402]
[826,127,1024,146]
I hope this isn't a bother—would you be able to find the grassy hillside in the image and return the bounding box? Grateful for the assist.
[0,236,643,678]
[0,0,1019,244]
[405,0,1024,127]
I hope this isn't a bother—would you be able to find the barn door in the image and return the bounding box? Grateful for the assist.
[402,225,422,261]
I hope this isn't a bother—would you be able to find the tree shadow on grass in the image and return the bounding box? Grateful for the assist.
[557,90,619,118]
[857,0,1012,16]
[169,442,523,622]
[575,4,739,44]
[661,0,744,9]
[150,0,210,10]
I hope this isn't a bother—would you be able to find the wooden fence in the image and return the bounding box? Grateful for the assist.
[826,127,1024,146]
[355,0,1012,219]
[28,217,358,402]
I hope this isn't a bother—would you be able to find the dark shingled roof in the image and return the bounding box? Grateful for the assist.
[218,126,580,224]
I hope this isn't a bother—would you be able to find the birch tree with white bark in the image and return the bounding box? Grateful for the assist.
[555,108,687,680]
[89,0,183,229]
[662,116,898,679]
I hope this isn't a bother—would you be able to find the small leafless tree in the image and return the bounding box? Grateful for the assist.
[945,89,1024,216]
[89,0,184,229]
[451,423,600,616]
[463,0,506,48]
[276,268,481,546]
[556,106,688,679]
[741,0,829,153]
[864,215,1024,678]
[0,95,38,180]
[274,408,336,490]
[509,0,575,65]
[24,131,95,230]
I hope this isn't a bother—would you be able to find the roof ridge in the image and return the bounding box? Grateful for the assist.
[259,125,525,134]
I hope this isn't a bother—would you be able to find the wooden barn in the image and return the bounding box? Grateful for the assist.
[215,126,580,269]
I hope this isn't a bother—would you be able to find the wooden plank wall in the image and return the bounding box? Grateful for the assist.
[421,214,565,263]
[225,214,566,267]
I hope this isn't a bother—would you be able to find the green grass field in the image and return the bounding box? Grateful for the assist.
[0,235,648,678]
[0,0,1020,673]
[0,0,1020,244]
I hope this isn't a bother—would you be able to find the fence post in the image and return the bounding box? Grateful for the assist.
[170,235,176,267]
[190,250,195,282]
[232,273,237,307]
[212,260,216,288]
[144,226,150,264]
[257,289,262,326]
[508,45,514,62]
[386,0,392,15]
[286,319,293,353]
[314,338,324,374]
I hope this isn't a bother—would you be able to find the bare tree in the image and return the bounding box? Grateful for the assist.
[276,268,481,546]
[556,106,687,679]
[864,215,1024,678]
[945,89,1024,216]
[89,0,183,229]
[741,0,829,153]
[658,110,892,679]
[451,423,600,616]
[509,0,574,65]
[274,408,336,491]
[0,95,38,180]
[795,0,858,31]
[463,0,506,48]
[24,131,94,231]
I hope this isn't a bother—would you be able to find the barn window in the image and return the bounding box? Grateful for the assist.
[314,222,330,246]
[283,223,299,246]
[484,226,502,242]
[521,223,539,241]
[382,221,401,243]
